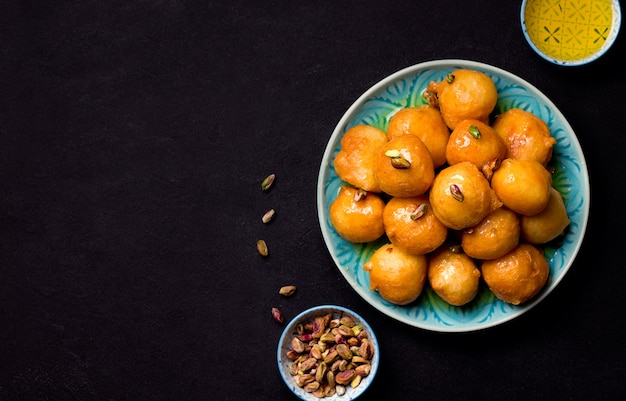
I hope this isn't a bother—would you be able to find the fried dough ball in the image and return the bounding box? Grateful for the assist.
[429,161,503,230]
[426,69,498,130]
[373,134,435,198]
[329,186,385,243]
[363,243,428,305]
[445,119,506,179]
[461,207,520,260]
[492,108,556,165]
[521,187,570,244]
[428,246,481,306]
[491,158,552,216]
[383,195,448,256]
[481,243,550,305]
[387,105,450,168]
[333,124,388,192]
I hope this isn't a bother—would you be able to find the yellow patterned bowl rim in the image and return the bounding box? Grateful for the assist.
[521,0,621,65]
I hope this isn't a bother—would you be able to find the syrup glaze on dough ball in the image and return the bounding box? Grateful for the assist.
[521,187,570,244]
[428,246,481,306]
[329,186,385,243]
[373,134,435,198]
[363,243,428,305]
[429,161,503,230]
[426,69,498,130]
[333,124,388,192]
[491,158,552,216]
[387,105,450,168]
[383,195,448,256]
[492,108,556,166]
[461,207,520,260]
[481,243,550,305]
[445,119,506,180]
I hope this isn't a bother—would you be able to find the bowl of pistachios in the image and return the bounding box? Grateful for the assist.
[277,305,379,400]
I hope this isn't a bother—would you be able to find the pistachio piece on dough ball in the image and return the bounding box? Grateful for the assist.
[373,134,435,198]
[387,105,450,168]
[429,161,502,230]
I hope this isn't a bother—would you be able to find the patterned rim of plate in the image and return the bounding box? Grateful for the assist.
[520,0,622,66]
[316,59,590,332]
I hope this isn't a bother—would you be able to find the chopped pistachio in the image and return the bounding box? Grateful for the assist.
[410,203,428,220]
[390,156,411,169]
[468,124,482,139]
[450,184,464,202]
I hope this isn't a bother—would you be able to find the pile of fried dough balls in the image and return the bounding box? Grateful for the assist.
[330,69,570,307]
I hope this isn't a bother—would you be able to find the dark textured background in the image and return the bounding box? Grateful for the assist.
[1,1,625,400]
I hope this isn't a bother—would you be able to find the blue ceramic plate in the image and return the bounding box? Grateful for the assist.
[317,59,590,332]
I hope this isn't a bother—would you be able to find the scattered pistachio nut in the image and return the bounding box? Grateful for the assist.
[284,312,375,396]
[262,208,275,223]
[279,285,297,297]
[272,307,284,324]
[261,173,275,191]
[256,239,269,256]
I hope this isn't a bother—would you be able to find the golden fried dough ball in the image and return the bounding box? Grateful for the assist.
[383,195,448,256]
[461,207,520,260]
[333,124,388,192]
[428,246,481,306]
[491,158,552,216]
[492,108,556,165]
[329,186,385,243]
[429,161,503,230]
[445,119,506,179]
[387,105,450,168]
[426,69,498,130]
[373,134,435,198]
[521,187,570,244]
[363,243,428,305]
[481,243,550,305]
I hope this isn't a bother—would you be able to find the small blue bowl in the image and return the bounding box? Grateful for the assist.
[277,305,379,400]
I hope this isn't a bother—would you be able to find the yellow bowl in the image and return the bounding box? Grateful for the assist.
[521,0,622,65]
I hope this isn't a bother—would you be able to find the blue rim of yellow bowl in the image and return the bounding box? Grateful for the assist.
[521,0,622,66]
